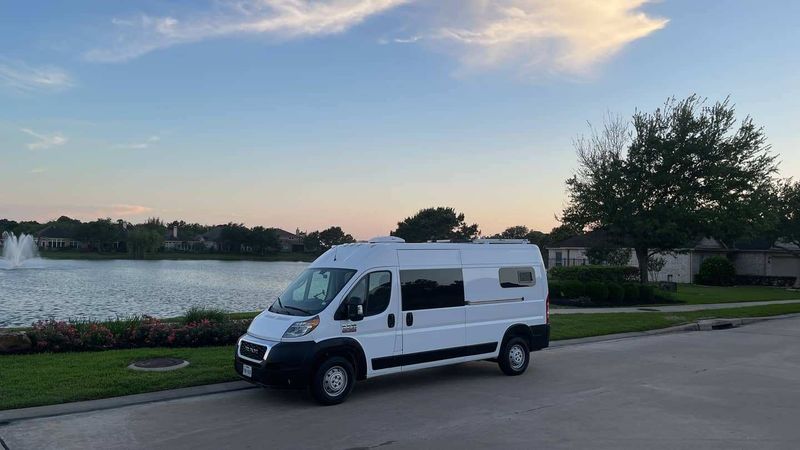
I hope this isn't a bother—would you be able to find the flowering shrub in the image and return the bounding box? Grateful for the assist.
[79,323,115,350]
[16,312,252,354]
[27,320,83,352]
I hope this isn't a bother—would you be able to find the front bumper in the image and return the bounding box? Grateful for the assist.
[234,335,316,389]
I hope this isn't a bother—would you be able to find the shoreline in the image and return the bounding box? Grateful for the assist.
[35,251,318,263]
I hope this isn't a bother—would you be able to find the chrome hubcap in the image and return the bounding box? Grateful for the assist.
[509,344,526,370]
[323,366,347,396]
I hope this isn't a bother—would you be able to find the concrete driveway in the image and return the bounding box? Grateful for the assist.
[2,317,799,450]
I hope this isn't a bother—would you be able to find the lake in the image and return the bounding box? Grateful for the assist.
[0,259,309,327]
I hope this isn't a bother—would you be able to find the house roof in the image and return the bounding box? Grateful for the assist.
[36,225,77,239]
[271,228,297,240]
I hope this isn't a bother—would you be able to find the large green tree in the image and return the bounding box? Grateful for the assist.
[562,96,778,282]
[319,226,355,249]
[392,207,480,242]
[775,180,800,255]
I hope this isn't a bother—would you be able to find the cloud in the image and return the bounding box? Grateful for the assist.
[106,204,154,217]
[85,0,411,62]
[434,0,668,75]
[0,58,73,92]
[30,168,48,174]
[20,128,68,150]
[83,0,667,76]
[114,135,160,150]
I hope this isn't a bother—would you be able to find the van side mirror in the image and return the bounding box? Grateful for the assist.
[346,297,364,322]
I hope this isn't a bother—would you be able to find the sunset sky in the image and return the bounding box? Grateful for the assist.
[2,0,799,239]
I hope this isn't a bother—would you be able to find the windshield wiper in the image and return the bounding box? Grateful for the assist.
[282,305,313,315]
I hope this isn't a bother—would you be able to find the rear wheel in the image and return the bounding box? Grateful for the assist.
[309,356,355,405]
[498,337,530,376]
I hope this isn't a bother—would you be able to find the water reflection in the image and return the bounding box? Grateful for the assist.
[0,259,308,327]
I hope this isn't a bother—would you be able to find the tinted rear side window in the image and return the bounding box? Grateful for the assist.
[400,268,465,311]
[499,267,536,288]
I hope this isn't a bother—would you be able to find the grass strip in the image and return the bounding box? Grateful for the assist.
[674,284,799,305]
[2,302,799,411]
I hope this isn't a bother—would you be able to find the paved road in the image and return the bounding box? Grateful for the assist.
[2,317,800,450]
[552,298,800,314]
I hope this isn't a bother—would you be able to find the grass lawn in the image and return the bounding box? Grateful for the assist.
[0,346,238,411]
[2,301,800,411]
[675,284,799,305]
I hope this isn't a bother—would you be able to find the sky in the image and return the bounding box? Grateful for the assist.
[1,0,799,239]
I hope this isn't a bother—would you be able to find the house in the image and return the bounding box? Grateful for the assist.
[162,225,202,252]
[272,228,304,252]
[196,227,223,251]
[36,225,81,249]
[549,230,800,285]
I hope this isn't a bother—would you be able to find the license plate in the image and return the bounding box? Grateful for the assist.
[242,364,252,378]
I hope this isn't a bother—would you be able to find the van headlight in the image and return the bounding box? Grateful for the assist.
[283,316,320,338]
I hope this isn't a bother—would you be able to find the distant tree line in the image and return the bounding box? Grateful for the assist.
[0,216,359,259]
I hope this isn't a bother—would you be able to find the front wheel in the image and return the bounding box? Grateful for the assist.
[309,357,355,405]
[498,337,530,376]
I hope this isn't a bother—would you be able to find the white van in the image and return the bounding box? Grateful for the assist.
[234,237,550,405]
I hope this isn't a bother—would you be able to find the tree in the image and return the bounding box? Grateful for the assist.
[774,180,800,283]
[303,231,322,252]
[318,226,355,249]
[586,246,632,266]
[494,225,531,239]
[249,226,280,255]
[127,227,163,258]
[562,96,778,282]
[392,207,480,242]
[219,223,250,253]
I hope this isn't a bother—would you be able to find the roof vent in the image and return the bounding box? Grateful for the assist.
[368,236,406,244]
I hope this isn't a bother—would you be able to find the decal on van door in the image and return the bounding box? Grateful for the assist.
[341,323,357,333]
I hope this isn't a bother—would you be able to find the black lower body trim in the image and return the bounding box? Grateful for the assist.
[372,342,497,370]
[530,324,550,350]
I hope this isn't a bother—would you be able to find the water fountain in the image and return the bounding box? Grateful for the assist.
[1,232,41,269]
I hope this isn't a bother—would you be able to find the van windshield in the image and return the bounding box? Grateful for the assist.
[269,268,357,316]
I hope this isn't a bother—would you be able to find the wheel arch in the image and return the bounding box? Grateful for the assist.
[501,323,535,352]
[310,337,368,381]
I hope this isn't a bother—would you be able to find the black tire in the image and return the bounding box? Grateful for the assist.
[498,337,530,376]
[309,356,355,405]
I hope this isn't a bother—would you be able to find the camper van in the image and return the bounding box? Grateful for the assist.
[234,237,549,405]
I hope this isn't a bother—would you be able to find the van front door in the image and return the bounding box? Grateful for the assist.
[336,269,402,376]
[389,268,468,371]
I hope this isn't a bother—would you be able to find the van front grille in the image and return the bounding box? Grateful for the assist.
[239,340,267,360]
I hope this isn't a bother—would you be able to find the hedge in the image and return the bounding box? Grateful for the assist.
[11,309,250,355]
[548,265,639,283]
[607,283,625,305]
[549,279,671,307]
[734,275,797,287]
[695,256,736,286]
[585,281,609,304]
[623,284,640,305]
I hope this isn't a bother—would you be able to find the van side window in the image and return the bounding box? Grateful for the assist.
[499,267,536,288]
[400,269,465,311]
[340,271,393,318]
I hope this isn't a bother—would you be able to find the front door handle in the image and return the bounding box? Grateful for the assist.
[387,313,395,328]
[406,312,413,327]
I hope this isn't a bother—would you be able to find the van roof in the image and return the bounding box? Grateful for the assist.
[309,240,543,271]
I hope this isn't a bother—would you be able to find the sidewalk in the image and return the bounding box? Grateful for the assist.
[551,298,800,314]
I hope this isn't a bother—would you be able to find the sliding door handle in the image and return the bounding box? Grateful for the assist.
[405,312,413,327]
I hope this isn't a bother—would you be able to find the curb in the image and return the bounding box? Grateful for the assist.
[3,312,799,424]
[0,381,255,424]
